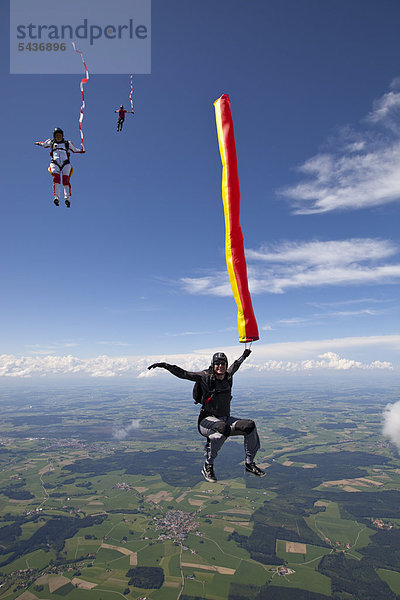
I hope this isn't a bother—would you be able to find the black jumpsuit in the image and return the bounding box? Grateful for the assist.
[160,351,260,465]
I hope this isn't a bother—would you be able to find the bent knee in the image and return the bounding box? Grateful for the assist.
[234,419,256,435]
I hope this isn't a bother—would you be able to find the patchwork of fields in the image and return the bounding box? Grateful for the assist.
[0,385,400,599]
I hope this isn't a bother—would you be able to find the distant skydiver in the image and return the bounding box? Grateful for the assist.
[115,105,134,131]
[35,128,85,207]
[148,349,265,483]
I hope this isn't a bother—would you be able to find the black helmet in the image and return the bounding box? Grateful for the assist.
[53,127,64,138]
[120,104,124,109]
[212,352,228,366]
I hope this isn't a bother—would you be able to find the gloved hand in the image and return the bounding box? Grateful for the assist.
[148,362,167,370]
[243,349,252,358]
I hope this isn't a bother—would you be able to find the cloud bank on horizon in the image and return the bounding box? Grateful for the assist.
[1,335,398,378]
[281,81,400,214]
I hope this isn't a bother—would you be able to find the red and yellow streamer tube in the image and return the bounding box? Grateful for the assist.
[214,94,259,343]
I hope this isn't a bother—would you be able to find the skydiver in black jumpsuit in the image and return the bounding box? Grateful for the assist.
[148,349,265,483]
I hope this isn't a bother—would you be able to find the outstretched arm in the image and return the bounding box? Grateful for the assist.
[228,348,251,375]
[148,362,203,382]
[34,139,52,147]
[68,141,85,153]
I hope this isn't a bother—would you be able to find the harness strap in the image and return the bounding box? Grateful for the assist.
[51,159,70,170]
[203,373,232,404]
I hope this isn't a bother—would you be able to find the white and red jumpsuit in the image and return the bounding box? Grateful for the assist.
[35,139,84,200]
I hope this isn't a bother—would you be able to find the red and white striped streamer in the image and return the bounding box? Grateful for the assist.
[72,42,89,150]
[129,75,134,113]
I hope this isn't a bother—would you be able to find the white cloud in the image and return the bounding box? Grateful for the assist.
[278,317,311,325]
[271,307,385,330]
[247,239,396,265]
[167,329,215,337]
[97,341,131,347]
[280,86,400,213]
[308,297,389,308]
[344,141,366,153]
[0,335,399,379]
[180,239,400,296]
[181,274,231,297]
[383,402,400,450]
[194,335,400,369]
[325,308,380,317]
[24,342,79,354]
[390,77,400,90]
[367,90,400,132]
[0,354,147,379]
[241,334,400,361]
[112,420,141,440]
[263,352,393,373]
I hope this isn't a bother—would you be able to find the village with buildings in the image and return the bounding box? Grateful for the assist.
[154,509,200,542]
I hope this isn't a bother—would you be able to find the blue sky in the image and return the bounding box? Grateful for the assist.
[1,0,400,380]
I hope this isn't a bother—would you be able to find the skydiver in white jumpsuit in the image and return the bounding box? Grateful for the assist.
[35,127,85,207]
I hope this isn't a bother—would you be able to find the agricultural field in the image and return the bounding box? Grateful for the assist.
[0,383,400,599]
